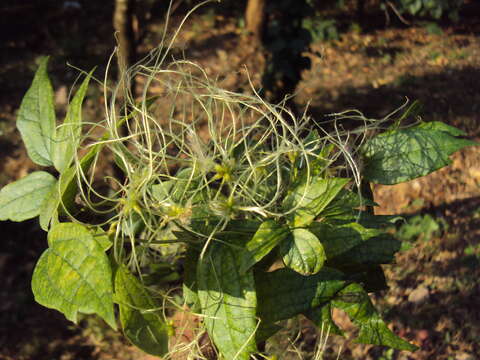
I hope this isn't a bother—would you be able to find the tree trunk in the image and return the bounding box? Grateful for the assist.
[261,0,312,114]
[245,0,266,45]
[113,0,137,184]
[113,0,136,97]
[357,0,366,24]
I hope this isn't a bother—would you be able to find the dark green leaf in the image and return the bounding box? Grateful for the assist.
[197,243,258,360]
[239,220,290,275]
[320,189,375,220]
[256,322,282,342]
[356,213,403,229]
[280,228,326,275]
[115,266,169,356]
[52,70,93,173]
[31,223,116,329]
[345,266,388,293]
[17,56,56,166]
[0,171,56,222]
[329,234,401,266]
[142,262,180,286]
[256,267,347,323]
[304,303,343,335]
[308,222,382,260]
[183,246,201,312]
[361,122,477,185]
[332,283,417,351]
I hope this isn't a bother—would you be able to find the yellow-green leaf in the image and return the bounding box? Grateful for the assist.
[280,228,326,275]
[31,223,116,329]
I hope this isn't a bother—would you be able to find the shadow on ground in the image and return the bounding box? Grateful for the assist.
[365,196,480,359]
[309,66,480,136]
[0,220,103,360]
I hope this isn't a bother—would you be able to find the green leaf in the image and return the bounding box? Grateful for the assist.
[92,228,113,251]
[39,181,61,231]
[346,266,388,293]
[17,56,56,166]
[279,228,326,275]
[39,143,101,230]
[332,283,417,351]
[52,70,93,173]
[292,133,334,179]
[320,190,402,228]
[255,267,347,323]
[239,220,290,275]
[142,262,180,286]
[329,234,401,267]
[38,167,77,230]
[31,223,116,329]
[356,213,403,229]
[284,177,349,227]
[183,246,201,312]
[0,171,57,222]
[320,189,375,220]
[115,266,169,356]
[256,322,282,342]
[197,243,258,360]
[304,303,343,335]
[361,122,477,185]
[151,180,175,202]
[408,0,422,15]
[308,222,383,260]
[417,121,466,136]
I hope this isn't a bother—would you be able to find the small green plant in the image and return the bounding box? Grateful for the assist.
[391,0,464,21]
[396,213,446,250]
[302,17,339,42]
[0,45,477,359]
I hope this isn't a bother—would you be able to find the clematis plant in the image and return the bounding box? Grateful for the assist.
[0,51,476,359]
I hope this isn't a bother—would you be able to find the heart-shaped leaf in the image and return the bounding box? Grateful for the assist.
[31,223,116,329]
[280,228,326,275]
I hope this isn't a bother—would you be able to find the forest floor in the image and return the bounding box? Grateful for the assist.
[0,2,479,360]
